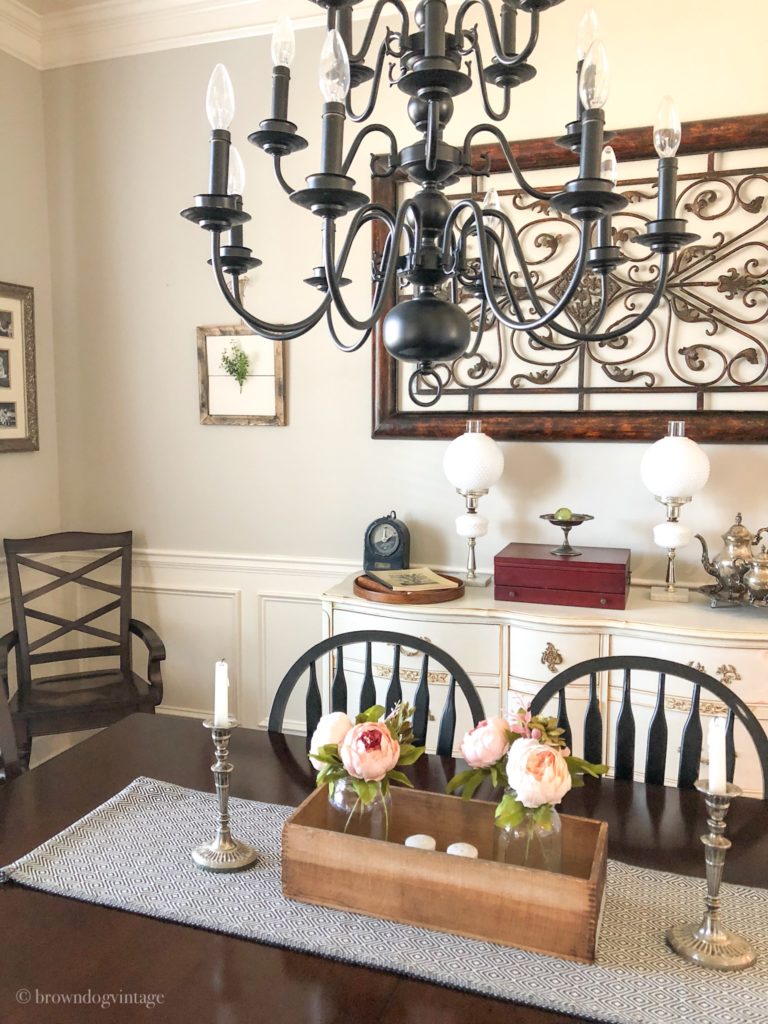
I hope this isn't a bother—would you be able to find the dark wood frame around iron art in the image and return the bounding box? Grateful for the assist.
[0,281,38,453]
[371,114,768,442]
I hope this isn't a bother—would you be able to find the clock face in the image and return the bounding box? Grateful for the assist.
[371,522,400,555]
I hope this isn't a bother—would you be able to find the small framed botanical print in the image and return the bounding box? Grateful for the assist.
[0,282,38,453]
[197,324,285,426]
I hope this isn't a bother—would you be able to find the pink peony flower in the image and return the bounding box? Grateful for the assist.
[460,717,511,769]
[308,711,354,769]
[506,738,572,809]
[339,721,400,781]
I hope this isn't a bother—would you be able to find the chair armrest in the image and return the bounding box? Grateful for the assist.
[0,631,18,699]
[129,619,165,705]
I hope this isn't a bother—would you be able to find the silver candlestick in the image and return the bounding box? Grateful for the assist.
[191,719,258,872]
[666,780,756,970]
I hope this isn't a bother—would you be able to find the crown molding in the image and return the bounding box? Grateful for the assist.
[0,0,43,70]
[0,0,382,71]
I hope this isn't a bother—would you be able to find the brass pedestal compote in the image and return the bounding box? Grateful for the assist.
[540,512,594,558]
[666,780,756,971]
[191,719,259,872]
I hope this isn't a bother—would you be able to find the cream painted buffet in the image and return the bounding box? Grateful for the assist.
[321,576,768,797]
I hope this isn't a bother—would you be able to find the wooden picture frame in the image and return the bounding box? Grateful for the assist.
[0,281,38,453]
[197,324,285,426]
[371,113,768,442]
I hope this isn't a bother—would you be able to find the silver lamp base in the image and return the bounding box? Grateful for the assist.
[462,571,492,588]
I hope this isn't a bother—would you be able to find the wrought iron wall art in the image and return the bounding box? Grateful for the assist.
[372,114,768,441]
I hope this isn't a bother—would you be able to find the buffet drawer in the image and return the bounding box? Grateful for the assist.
[508,624,601,684]
[332,608,503,683]
[609,635,768,706]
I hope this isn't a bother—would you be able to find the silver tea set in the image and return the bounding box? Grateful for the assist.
[695,514,768,607]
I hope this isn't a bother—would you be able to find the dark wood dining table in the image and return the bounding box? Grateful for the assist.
[1,713,766,1024]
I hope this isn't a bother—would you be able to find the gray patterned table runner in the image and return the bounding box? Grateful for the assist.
[2,777,767,1024]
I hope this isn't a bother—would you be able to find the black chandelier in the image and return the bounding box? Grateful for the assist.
[182,0,698,402]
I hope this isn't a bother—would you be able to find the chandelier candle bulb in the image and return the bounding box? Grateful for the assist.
[213,659,230,727]
[206,64,234,195]
[576,9,599,62]
[708,717,728,795]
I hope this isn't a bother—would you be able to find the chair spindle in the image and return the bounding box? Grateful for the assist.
[412,655,430,747]
[645,672,668,786]
[556,690,572,752]
[726,708,736,783]
[385,645,403,713]
[359,642,376,712]
[331,647,347,713]
[614,668,636,782]
[306,661,322,739]
[436,676,457,757]
[583,672,603,765]
[678,683,702,789]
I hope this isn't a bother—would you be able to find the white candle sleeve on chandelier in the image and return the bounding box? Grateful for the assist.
[213,660,230,727]
[707,716,728,795]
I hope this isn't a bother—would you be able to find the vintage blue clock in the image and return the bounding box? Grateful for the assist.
[364,511,410,571]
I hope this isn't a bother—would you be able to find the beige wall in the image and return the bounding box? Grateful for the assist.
[0,52,59,542]
[41,1,768,583]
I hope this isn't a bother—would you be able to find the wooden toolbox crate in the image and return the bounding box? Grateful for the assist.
[282,786,608,963]
[494,542,631,610]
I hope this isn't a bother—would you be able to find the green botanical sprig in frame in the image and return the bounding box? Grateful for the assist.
[220,341,250,392]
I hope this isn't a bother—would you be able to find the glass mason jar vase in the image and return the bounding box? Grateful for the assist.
[494,805,562,873]
[327,777,392,841]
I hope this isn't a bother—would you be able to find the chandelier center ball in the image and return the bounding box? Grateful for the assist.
[382,297,470,365]
[406,188,452,234]
[408,95,454,132]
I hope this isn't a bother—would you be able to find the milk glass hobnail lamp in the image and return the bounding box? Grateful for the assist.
[640,421,710,602]
[443,421,504,587]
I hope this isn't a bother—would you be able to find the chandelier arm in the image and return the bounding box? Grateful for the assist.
[346,0,409,64]
[461,124,551,201]
[323,203,407,332]
[325,306,373,354]
[454,1,540,68]
[211,233,330,340]
[342,123,399,176]
[465,297,488,357]
[470,38,512,122]
[346,42,388,123]
[272,156,296,197]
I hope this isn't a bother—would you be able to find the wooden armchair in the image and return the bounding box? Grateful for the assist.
[1,531,165,768]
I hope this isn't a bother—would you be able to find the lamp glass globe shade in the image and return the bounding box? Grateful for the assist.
[443,430,504,492]
[640,436,710,498]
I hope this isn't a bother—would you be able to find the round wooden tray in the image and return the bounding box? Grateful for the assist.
[353,573,465,605]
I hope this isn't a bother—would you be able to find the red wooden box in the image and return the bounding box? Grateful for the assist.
[494,543,631,609]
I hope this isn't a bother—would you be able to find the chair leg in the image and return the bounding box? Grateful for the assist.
[14,720,31,770]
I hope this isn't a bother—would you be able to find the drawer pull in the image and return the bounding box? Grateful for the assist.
[541,642,564,674]
[716,664,742,687]
[391,634,434,659]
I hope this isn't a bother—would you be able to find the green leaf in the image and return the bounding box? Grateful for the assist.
[315,764,345,787]
[459,773,485,802]
[350,779,380,805]
[494,793,526,830]
[386,769,413,788]
[446,768,480,794]
[566,755,608,779]
[355,705,384,724]
[397,744,425,766]
[532,804,554,830]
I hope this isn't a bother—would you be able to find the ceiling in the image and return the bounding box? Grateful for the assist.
[19,0,104,12]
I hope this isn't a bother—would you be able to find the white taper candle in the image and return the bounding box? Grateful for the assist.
[708,716,727,795]
[213,659,230,727]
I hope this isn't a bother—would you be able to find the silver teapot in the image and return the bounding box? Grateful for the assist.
[744,546,768,604]
[695,513,759,596]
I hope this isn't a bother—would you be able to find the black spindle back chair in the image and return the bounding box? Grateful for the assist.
[0,689,20,781]
[530,655,768,798]
[268,630,485,756]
